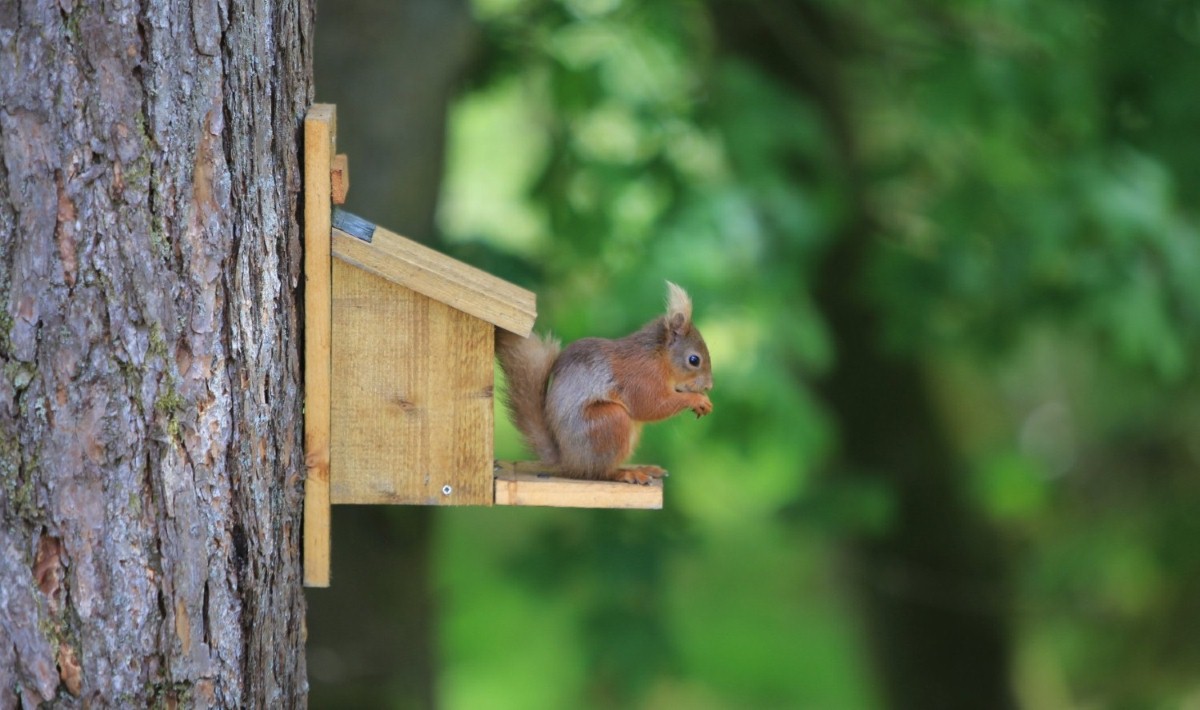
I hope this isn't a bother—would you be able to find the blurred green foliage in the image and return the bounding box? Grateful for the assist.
[431,1,1200,707]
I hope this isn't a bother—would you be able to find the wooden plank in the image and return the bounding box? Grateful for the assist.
[303,103,335,587]
[493,461,663,509]
[330,266,494,506]
[330,153,349,205]
[332,225,536,337]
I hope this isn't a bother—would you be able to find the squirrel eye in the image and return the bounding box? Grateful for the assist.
[688,354,701,367]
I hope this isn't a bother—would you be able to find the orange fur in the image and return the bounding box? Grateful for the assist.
[581,401,636,478]
[494,282,713,484]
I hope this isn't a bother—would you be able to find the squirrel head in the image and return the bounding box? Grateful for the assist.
[663,281,713,394]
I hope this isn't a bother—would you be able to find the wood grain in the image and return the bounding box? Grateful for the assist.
[331,153,349,205]
[332,225,536,336]
[330,265,494,505]
[493,461,664,509]
[303,103,334,587]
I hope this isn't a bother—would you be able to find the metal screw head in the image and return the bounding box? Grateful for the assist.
[441,484,453,496]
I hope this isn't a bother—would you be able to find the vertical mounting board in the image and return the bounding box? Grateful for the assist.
[303,104,335,588]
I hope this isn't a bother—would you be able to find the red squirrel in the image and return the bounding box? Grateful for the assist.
[496,282,713,485]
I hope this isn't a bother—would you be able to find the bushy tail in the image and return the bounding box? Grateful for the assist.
[495,329,561,465]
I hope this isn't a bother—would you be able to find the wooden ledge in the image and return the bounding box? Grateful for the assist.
[493,461,663,509]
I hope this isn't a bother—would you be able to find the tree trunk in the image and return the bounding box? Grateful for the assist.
[815,237,1015,710]
[0,0,313,706]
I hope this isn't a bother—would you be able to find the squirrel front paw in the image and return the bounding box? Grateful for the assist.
[691,395,712,418]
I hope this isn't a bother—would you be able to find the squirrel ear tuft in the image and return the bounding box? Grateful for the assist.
[665,281,693,335]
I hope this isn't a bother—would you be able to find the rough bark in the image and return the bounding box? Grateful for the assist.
[0,0,312,707]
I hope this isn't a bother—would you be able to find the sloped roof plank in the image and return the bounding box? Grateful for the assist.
[332,225,536,337]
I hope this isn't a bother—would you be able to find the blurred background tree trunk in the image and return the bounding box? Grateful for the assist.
[0,0,311,706]
[305,1,477,706]
[815,235,1015,710]
[714,2,1016,707]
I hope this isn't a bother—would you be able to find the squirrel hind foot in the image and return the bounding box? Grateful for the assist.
[612,465,668,485]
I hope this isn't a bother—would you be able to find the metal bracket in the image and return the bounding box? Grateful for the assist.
[333,208,376,242]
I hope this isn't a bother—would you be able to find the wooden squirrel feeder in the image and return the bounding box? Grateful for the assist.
[303,104,661,587]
